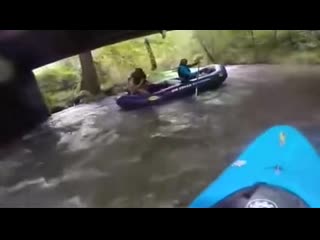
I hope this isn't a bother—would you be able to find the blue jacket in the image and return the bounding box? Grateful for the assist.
[178,65,197,81]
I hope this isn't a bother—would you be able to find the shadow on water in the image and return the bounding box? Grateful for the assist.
[2,65,320,207]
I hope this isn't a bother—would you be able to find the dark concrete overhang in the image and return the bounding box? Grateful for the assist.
[0,30,168,70]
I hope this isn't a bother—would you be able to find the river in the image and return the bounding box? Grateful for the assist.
[1,64,320,208]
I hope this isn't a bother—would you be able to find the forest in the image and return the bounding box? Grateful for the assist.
[33,30,320,113]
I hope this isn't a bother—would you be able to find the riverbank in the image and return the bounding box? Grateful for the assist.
[36,66,181,114]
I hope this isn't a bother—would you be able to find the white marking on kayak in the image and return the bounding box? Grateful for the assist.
[232,160,247,167]
[280,132,286,146]
[274,165,282,175]
[148,96,160,101]
[246,199,278,208]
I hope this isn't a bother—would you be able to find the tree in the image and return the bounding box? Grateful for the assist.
[79,51,100,95]
[144,38,157,71]
[274,30,278,45]
[248,30,255,46]
[198,39,215,63]
[160,30,167,39]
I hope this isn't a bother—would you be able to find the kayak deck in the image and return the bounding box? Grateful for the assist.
[190,125,320,208]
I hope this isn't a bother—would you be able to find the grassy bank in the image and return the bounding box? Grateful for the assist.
[34,30,320,112]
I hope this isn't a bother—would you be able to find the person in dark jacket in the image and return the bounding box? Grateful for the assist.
[127,68,150,95]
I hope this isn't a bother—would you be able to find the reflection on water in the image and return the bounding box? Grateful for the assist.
[1,65,320,207]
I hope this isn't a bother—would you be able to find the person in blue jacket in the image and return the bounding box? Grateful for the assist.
[177,58,201,83]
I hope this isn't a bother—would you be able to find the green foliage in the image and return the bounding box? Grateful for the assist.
[92,30,198,85]
[35,63,79,109]
[192,30,320,64]
[34,30,320,111]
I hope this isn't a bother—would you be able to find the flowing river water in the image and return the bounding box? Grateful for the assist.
[1,64,320,208]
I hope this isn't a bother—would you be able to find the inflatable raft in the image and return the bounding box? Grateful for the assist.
[189,125,320,208]
[116,64,228,110]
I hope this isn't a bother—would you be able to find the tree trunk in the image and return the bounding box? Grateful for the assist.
[160,30,167,39]
[274,30,278,44]
[144,38,157,71]
[199,40,215,63]
[248,30,258,61]
[287,30,294,45]
[249,30,255,46]
[79,51,100,95]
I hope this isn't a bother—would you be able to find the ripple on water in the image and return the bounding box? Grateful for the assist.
[202,90,251,106]
[107,194,177,208]
[7,177,47,193]
[151,112,196,138]
[108,197,129,208]
[0,156,29,181]
[127,156,142,164]
[158,201,175,208]
[46,168,110,188]
[58,122,119,153]
[61,196,87,208]
[151,124,192,138]
[150,165,205,184]
[6,168,110,193]
[203,98,225,106]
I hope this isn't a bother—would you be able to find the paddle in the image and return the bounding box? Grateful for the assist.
[194,56,203,98]
[195,63,200,98]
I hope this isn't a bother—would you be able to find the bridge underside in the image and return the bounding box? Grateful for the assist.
[0,30,167,144]
[0,30,164,70]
